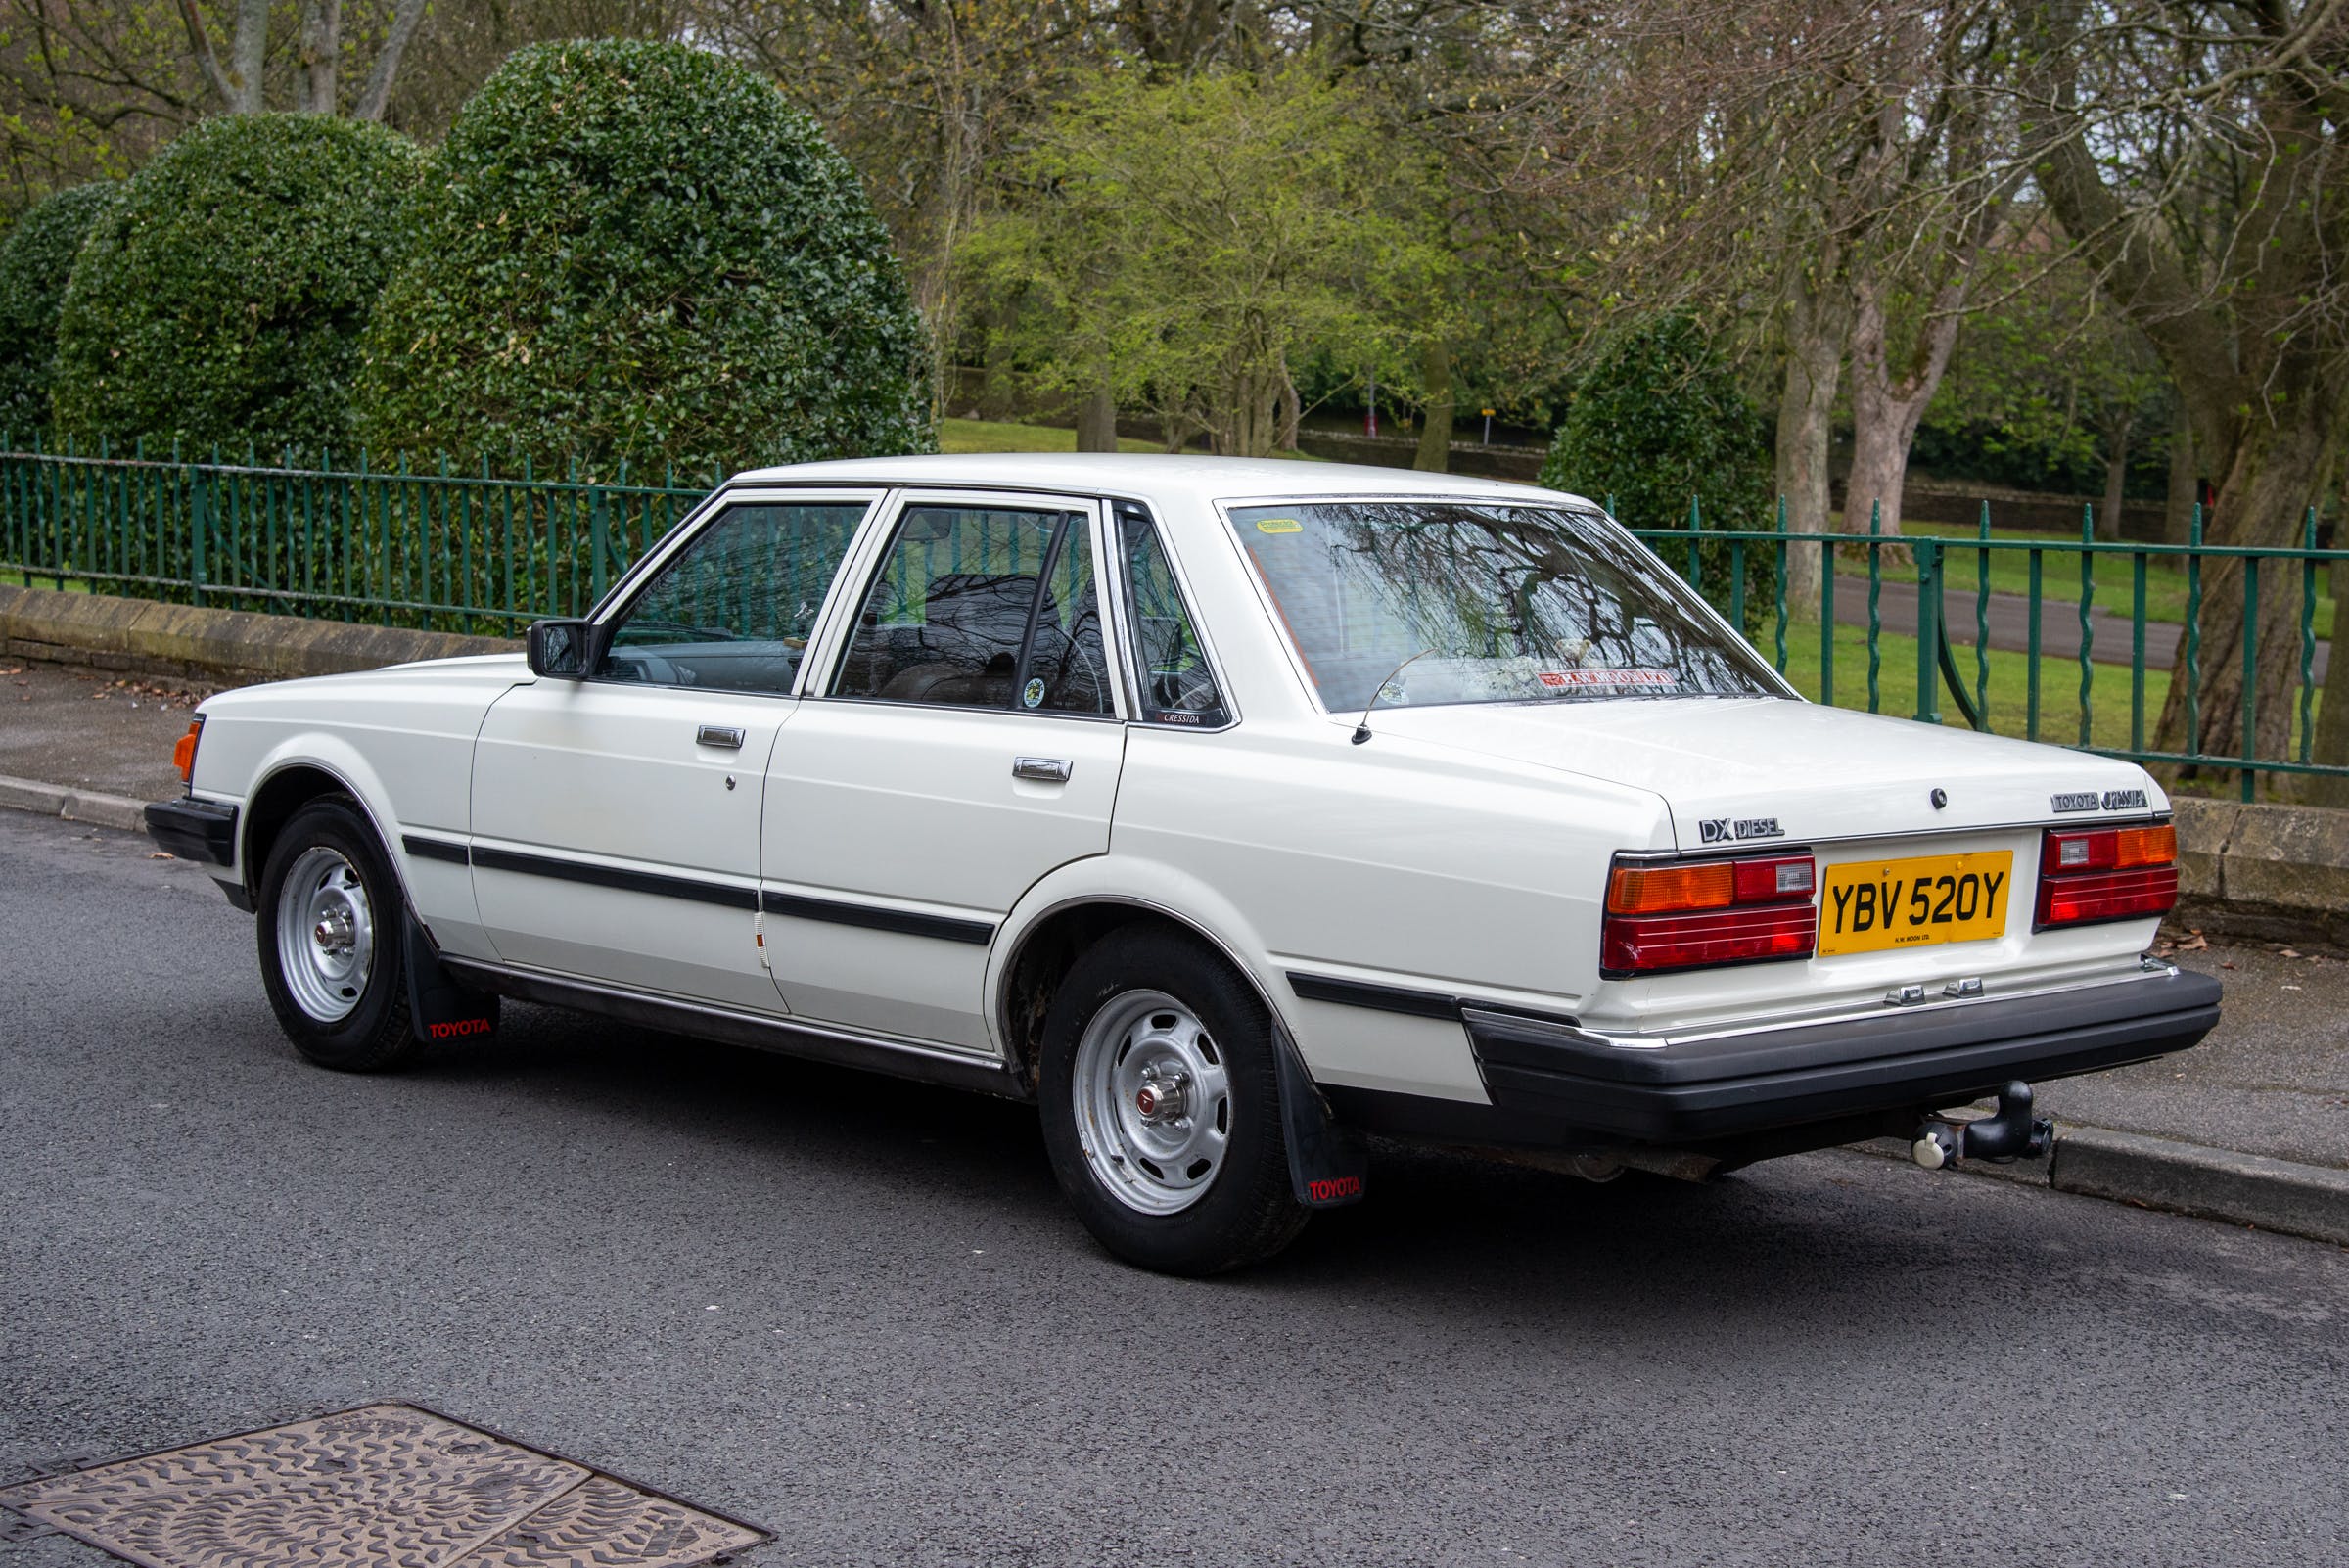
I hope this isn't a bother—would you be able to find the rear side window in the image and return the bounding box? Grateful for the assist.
[1118,505,1227,727]
[833,504,1113,715]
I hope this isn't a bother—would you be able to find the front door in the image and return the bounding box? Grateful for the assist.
[760,494,1128,1051]
[470,495,876,1011]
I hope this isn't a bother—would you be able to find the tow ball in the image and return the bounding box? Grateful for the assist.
[1911,1081,2053,1170]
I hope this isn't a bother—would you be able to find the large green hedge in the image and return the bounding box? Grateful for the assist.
[1541,315,1773,624]
[52,115,422,455]
[357,40,933,479]
[0,182,121,436]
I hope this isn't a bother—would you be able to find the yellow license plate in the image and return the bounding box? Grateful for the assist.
[1819,851,2014,957]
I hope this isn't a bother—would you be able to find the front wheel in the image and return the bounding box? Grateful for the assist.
[1039,929,1309,1274]
[254,798,419,1073]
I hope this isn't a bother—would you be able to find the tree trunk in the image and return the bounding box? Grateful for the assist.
[2098,423,2130,542]
[298,2,341,114]
[1275,358,1301,451]
[1775,280,1844,613]
[2165,401,2197,545]
[229,0,268,114]
[1844,273,1969,540]
[1074,383,1118,453]
[2150,392,2341,771]
[1413,340,1453,473]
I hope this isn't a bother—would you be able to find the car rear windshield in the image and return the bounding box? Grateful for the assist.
[1227,501,1785,714]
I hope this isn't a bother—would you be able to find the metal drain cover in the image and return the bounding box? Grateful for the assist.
[0,1403,763,1568]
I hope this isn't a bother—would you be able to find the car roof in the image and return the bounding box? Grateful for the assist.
[726,452,1595,511]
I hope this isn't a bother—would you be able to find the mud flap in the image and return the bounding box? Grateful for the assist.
[405,914,499,1044]
[1273,1029,1367,1207]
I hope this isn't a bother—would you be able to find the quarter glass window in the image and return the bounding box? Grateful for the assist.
[600,502,869,694]
[1119,510,1226,726]
[834,505,1112,715]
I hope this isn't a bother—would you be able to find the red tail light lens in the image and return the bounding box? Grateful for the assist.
[1602,853,1817,976]
[2036,823,2178,929]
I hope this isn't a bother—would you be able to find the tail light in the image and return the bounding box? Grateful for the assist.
[1601,852,1816,976]
[172,717,205,785]
[2035,822,2177,929]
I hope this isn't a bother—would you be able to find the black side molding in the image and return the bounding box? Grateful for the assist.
[470,845,759,910]
[145,798,237,866]
[401,834,471,865]
[761,891,994,945]
[1286,972,1462,1020]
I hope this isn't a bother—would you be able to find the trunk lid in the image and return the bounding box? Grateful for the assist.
[1360,696,2163,849]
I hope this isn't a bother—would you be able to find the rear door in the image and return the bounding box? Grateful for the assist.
[469,493,877,1011]
[760,490,1128,1051]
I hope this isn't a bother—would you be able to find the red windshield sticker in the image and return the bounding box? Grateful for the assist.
[1537,669,1678,689]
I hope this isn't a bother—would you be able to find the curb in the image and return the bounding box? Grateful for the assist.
[0,773,149,834]
[1852,1125,2349,1248]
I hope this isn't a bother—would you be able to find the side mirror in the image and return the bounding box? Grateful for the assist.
[526,619,603,679]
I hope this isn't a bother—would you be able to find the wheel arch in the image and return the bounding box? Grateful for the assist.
[990,882,1293,1096]
[240,749,413,912]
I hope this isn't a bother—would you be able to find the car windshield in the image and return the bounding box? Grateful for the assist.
[1228,501,1785,714]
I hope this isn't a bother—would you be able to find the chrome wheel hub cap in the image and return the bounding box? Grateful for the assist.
[276,846,374,1024]
[1072,990,1230,1216]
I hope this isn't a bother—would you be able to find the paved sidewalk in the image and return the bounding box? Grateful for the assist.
[1,653,2341,1244]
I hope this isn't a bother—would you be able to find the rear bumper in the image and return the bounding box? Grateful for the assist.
[144,797,237,866]
[1330,967,2221,1152]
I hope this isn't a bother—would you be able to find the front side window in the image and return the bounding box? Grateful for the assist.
[833,504,1112,715]
[1119,507,1226,726]
[600,501,868,693]
[1228,501,1784,714]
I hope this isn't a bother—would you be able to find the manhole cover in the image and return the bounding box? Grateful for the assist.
[0,1403,763,1568]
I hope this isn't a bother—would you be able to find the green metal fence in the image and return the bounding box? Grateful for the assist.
[3,441,2339,800]
[0,439,710,632]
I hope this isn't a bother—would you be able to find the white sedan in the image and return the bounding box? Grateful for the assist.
[147,455,2220,1272]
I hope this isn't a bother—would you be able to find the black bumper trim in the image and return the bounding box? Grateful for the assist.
[1459,969,2222,1142]
[401,833,471,865]
[144,798,237,866]
[1286,972,1461,1019]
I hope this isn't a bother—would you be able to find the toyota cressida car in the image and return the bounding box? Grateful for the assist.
[146,455,2221,1272]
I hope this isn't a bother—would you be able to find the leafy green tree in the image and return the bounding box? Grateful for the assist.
[51,114,420,453]
[959,61,1423,457]
[1540,314,1773,623]
[0,181,118,434]
[357,39,931,480]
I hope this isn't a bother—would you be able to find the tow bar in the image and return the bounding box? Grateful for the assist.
[1911,1080,2053,1170]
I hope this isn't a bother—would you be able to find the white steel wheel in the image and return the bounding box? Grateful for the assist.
[272,844,376,1024]
[1071,988,1232,1216]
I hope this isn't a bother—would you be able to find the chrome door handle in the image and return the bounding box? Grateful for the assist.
[697,724,745,750]
[1013,757,1073,783]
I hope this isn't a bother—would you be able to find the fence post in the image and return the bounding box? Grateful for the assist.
[589,482,610,603]
[1865,498,1882,713]
[1913,538,1941,724]
[189,464,209,607]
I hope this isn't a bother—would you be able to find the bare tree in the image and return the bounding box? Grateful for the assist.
[2022,0,2349,772]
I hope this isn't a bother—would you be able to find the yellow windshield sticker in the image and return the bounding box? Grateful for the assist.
[1255,518,1303,533]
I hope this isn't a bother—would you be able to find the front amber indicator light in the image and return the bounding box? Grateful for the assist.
[1608,862,1735,914]
[172,717,204,783]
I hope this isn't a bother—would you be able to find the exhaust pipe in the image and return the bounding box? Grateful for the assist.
[1911,1081,2053,1169]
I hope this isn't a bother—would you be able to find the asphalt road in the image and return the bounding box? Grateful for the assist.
[3,810,2345,1567]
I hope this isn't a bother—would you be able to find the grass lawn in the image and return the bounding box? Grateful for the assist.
[1772,614,2192,752]
[0,568,92,593]
[938,416,1321,460]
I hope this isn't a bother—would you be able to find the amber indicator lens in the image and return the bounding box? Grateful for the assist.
[1607,862,1734,914]
[172,717,204,783]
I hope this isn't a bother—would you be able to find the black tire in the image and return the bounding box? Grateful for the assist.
[1038,928,1310,1274]
[254,797,419,1073]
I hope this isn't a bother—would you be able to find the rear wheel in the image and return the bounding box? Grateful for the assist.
[1039,929,1308,1273]
[255,798,418,1073]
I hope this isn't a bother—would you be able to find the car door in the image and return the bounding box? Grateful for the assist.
[760,491,1128,1051]
[470,492,878,1011]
